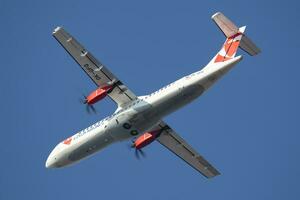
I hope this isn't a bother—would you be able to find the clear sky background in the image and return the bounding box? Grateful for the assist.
[1,0,299,199]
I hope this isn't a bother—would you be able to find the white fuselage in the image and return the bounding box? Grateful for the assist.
[45,56,242,168]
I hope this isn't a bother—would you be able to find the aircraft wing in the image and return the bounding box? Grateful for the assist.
[52,27,137,107]
[156,121,220,178]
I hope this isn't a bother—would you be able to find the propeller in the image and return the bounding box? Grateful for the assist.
[133,148,146,160]
[128,139,146,160]
[79,94,97,114]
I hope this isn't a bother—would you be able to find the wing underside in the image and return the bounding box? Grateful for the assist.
[53,27,219,178]
[156,121,220,178]
[52,27,137,107]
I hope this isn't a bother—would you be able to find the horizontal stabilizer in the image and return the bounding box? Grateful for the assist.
[239,35,261,56]
[212,12,239,38]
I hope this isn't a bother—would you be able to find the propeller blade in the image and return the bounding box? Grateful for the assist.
[83,103,97,115]
[90,105,97,114]
[79,94,88,104]
[138,149,146,158]
[127,139,146,160]
[127,138,136,150]
[86,105,91,114]
[135,149,140,160]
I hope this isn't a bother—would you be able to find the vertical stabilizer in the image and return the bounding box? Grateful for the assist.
[210,26,246,64]
[210,12,261,60]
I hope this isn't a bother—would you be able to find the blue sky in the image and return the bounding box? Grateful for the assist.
[1,0,299,199]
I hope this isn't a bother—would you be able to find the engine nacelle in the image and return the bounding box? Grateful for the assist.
[134,130,161,149]
[86,85,113,105]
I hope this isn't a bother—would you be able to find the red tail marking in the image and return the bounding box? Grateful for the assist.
[63,137,72,145]
[214,32,242,63]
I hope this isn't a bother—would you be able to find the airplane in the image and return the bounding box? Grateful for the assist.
[46,12,260,178]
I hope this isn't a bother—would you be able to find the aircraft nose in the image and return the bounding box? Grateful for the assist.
[45,156,56,168]
[46,143,73,168]
[46,146,59,168]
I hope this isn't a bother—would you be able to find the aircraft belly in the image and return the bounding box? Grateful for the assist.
[67,83,205,163]
[130,115,160,133]
[68,131,114,162]
[149,83,204,118]
[111,102,160,137]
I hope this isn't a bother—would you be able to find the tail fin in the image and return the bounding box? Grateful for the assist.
[209,12,260,64]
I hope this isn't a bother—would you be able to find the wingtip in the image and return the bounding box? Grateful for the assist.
[53,26,62,34]
[211,12,222,20]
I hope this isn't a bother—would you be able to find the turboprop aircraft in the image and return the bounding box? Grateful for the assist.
[46,12,260,178]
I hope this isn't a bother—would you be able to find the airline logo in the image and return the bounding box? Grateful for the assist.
[214,32,242,63]
[63,137,72,145]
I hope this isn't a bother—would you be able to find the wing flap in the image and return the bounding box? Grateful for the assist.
[52,27,137,107]
[156,122,220,178]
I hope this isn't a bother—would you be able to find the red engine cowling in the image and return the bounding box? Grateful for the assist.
[86,85,113,105]
[134,130,161,149]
